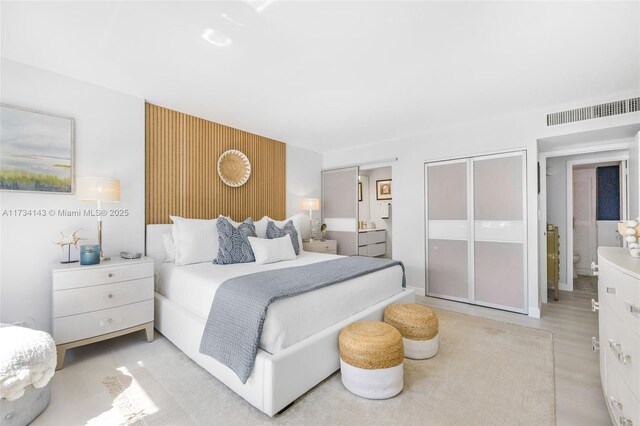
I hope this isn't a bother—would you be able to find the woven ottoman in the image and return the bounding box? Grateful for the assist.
[338,320,404,399]
[384,303,439,359]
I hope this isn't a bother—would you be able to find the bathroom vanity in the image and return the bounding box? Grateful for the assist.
[358,229,386,257]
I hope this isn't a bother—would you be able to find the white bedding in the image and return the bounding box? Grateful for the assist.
[155,252,403,354]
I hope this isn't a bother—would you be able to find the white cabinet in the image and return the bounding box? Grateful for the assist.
[52,256,155,369]
[358,230,386,257]
[597,247,640,426]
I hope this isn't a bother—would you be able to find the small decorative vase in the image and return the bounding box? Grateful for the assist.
[80,244,100,265]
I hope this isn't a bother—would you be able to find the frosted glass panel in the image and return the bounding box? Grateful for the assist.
[427,162,467,220]
[323,168,359,256]
[474,242,525,310]
[428,239,468,299]
[474,155,523,221]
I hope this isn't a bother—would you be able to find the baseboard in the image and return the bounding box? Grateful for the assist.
[528,307,541,319]
[558,282,571,291]
[407,285,425,297]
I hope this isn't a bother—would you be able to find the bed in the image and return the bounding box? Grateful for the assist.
[147,224,414,416]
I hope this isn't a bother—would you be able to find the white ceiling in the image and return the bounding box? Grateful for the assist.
[2,1,639,153]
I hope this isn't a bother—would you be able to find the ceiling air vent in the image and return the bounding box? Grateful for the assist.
[546,97,640,126]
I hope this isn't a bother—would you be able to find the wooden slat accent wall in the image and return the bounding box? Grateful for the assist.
[145,103,286,224]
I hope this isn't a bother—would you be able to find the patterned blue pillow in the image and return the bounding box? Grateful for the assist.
[213,217,257,264]
[266,220,300,255]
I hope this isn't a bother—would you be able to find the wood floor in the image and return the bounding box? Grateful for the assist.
[417,289,611,426]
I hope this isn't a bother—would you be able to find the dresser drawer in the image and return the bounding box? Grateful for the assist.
[600,261,640,337]
[53,300,153,345]
[604,303,640,401]
[53,277,153,318]
[606,356,640,426]
[53,261,154,290]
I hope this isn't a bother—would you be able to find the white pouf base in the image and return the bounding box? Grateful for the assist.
[403,333,439,359]
[340,359,403,399]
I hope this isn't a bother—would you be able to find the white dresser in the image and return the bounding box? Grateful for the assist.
[52,256,155,369]
[358,229,386,257]
[596,247,640,426]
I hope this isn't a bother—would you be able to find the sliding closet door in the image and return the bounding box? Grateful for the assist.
[425,151,527,314]
[425,160,470,301]
[322,168,359,255]
[473,152,527,313]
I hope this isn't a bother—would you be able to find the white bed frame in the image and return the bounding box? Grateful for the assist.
[146,224,414,416]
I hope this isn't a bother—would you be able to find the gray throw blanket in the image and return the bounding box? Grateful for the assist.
[199,256,406,383]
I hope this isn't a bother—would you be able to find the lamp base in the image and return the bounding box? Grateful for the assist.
[100,254,111,261]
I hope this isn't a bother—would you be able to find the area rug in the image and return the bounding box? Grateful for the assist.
[41,307,555,426]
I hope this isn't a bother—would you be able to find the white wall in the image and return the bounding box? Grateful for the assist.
[0,59,145,332]
[286,144,322,239]
[323,94,640,317]
[546,151,628,285]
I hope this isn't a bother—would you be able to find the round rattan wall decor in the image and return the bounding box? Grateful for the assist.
[217,149,251,187]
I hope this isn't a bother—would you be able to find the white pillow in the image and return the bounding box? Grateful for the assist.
[255,216,269,239]
[267,214,304,252]
[163,233,176,262]
[248,236,297,265]
[170,216,218,266]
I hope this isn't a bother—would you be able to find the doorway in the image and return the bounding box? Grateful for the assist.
[567,159,627,292]
[541,149,629,300]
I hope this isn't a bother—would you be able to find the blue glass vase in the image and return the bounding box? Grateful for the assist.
[80,244,100,265]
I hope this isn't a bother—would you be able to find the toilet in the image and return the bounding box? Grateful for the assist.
[573,253,580,278]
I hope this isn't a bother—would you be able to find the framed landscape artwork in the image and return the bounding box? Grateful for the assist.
[0,104,74,193]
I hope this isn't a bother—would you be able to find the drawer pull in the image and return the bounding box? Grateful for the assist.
[591,337,600,352]
[591,299,599,312]
[626,302,640,316]
[606,287,616,294]
[99,317,122,327]
[609,340,632,366]
[609,396,623,411]
[108,273,114,278]
[107,293,113,299]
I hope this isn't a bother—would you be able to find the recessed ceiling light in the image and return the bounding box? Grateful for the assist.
[222,13,246,27]
[201,29,232,47]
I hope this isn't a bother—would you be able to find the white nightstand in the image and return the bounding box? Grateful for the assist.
[52,256,155,369]
[303,239,337,255]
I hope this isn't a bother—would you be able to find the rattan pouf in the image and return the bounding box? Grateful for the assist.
[384,303,439,359]
[338,320,404,399]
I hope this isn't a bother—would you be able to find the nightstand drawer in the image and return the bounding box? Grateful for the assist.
[53,277,153,318]
[303,240,337,254]
[53,299,153,344]
[53,261,154,290]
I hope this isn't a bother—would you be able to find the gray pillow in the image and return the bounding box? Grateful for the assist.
[213,217,257,264]
[266,220,300,255]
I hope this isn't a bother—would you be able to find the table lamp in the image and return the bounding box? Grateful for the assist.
[302,198,320,241]
[77,177,120,261]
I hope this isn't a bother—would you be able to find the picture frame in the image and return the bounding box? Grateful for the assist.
[0,104,75,194]
[376,179,392,200]
[358,181,363,202]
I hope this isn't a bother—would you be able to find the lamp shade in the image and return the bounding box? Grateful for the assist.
[77,177,121,202]
[302,198,320,211]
